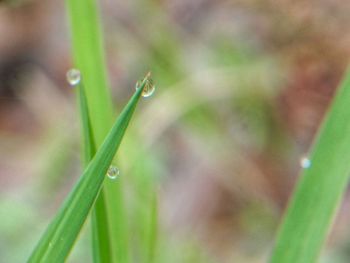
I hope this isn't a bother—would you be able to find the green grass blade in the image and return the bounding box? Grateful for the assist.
[78,82,112,263]
[270,69,350,263]
[66,0,113,142]
[79,81,96,165]
[91,193,111,263]
[28,84,145,263]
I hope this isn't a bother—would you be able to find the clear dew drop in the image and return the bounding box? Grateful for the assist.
[300,156,311,169]
[66,68,81,86]
[107,165,120,179]
[141,82,155,97]
[135,72,156,97]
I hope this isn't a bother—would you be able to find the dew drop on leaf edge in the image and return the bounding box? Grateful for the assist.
[107,165,120,180]
[300,157,311,169]
[66,68,81,86]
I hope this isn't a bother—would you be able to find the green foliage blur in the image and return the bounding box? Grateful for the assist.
[0,0,349,262]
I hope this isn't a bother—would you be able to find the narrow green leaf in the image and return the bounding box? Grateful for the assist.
[28,81,146,263]
[78,82,112,263]
[270,69,350,263]
[79,81,96,165]
[91,193,111,263]
[65,0,113,143]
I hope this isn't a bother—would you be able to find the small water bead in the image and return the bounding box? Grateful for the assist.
[300,156,311,169]
[107,165,120,179]
[135,71,156,97]
[142,78,156,97]
[66,68,81,86]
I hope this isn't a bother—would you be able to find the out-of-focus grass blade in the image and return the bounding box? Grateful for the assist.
[147,192,158,263]
[119,135,160,262]
[270,69,350,263]
[66,0,113,140]
[78,82,112,263]
[28,83,145,263]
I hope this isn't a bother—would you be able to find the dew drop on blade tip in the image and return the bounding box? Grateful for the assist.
[66,68,81,86]
[135,71,156,97]
[300,157,311,169]
[107,165,120,179]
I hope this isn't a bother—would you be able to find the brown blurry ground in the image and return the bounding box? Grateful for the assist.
[1,0,350,262]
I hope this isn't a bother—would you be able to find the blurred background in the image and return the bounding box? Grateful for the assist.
[1,0,350,262]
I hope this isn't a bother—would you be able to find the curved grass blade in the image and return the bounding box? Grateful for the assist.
[270,69,350,263]
[78,81,112,263]
[28,81,147,263]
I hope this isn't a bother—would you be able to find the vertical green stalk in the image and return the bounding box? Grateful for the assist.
[66,0,113,140]
[78,81,112,263]
[66,0,129,262]
[270,69,350,263]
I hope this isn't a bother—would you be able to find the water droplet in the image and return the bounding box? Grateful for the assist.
[300,157,311,169]
[66,68,81,86]
[107,165,120,179]
[135,71,156,97]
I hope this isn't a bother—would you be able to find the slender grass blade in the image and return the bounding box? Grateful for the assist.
[28,82,146,262]
[270,69,350,263]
